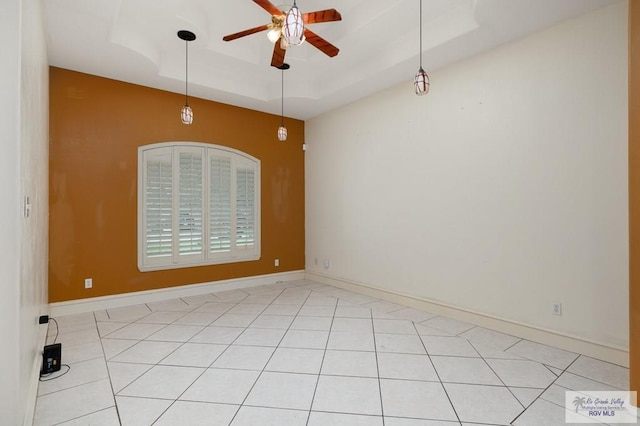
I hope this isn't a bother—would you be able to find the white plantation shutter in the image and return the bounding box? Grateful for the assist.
[138,142,260,271]
[143,148,173,262]
[210,155,232,254]
[235,166,256,250]
[178,149,204,258]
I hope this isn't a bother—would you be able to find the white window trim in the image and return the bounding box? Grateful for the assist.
[138,141,261,272]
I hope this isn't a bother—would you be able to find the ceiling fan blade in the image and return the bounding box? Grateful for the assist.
[303,29,339,57]
[223,24,271,42]
[253,0,283,16]
[303,9,342,24]
[271,41,286,68]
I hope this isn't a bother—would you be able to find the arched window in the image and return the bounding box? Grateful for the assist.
[138,142,260,271]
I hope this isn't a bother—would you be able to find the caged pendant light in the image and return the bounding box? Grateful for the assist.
[283,0,305,46]
[414,0,430,96]
[277,63,290,141]
[178,30,196,124]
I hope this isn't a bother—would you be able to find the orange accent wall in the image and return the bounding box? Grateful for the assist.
[49,67,305,302]
[630,0,639,395]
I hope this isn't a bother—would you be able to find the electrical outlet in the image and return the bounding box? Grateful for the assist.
[552,302,562,316]
[324,260,330,269]
[23,196,31,218]
[84,278,92,289]
[274,258,279,267]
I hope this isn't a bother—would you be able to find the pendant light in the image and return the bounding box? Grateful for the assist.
[283,0,305,46]
[277,63,290,141]
[414,0,430,96]
[178,30,196,124]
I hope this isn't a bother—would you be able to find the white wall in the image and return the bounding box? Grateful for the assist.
[306,2,628,351]
[0,0,49,423]
[19,0,50,422]
[0,0,24,422]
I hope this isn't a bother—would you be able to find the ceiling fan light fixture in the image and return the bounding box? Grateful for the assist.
[283,1,305,46]
[267,26,281,43]
[222,1,341,67]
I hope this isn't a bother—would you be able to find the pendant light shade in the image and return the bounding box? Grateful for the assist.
[178,30,196,124]
[277,63,289,141]
[414,0,429,96]
[181,105,193,124]
[283,1,305,46]
[414,67,429,96]
[278,125,288,141]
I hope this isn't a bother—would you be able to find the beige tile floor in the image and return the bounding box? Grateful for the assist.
[33,279,632,425]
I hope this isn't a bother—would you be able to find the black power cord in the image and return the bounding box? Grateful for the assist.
[47,317,59,345]
[39,364,71,381]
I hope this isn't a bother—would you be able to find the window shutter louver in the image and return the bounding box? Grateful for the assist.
[210,155,232,254]
[178,150,204,257]
[236,167,256,249]
[144,149,173,260]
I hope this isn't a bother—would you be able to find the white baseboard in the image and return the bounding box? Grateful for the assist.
[50,271,305,317]
[23,317,50,426]
[306,271,629,367]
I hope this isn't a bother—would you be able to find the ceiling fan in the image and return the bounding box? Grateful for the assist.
[222,0,342,68]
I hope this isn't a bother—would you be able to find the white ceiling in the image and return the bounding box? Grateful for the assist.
[42,0,618,120]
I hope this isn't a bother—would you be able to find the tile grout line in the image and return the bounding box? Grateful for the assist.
[413,320,462,425]
[503,337,523,352]
[50,406,118,426]
[304,288,339,426]
[543,363,561,377]
[94,310,123,425]
[467,339,529,413]
[508,354,583,424]
[370,307,386,425]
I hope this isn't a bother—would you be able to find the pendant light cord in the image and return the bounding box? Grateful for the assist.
[281,68,285,126]
[419,0,423,68]
[185,39,189,106]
